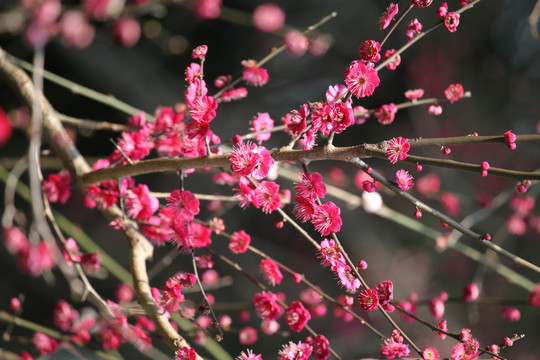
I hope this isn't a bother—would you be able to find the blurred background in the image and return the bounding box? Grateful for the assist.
[1,0,540,358]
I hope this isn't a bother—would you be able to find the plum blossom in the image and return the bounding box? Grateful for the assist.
[395,170,414,191]
[312,201,342,236]
[250,112,274,143]
[229,142,274,180]
[386,137,410,164]
[379,3,398,29]
[345,61,380,98]
[374,103,398,125]
[406,19,422,41]
[285,301,311,332]
[444,12,460,33]
[260,258,283,286]
[229,230,251,254]
[243,67,269,87]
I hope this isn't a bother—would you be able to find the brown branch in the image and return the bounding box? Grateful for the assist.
[56,112,136,132]
[365,144,540,180]
[80,144,367,186]
[0,46,202,358]
[347,157,540,276]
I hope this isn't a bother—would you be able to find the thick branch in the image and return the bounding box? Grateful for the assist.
[80,144,367,186]
[0,46,202,357]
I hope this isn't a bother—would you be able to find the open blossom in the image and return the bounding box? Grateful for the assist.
[382,49,401,70]
[345,61,380,98]
[236,349,262,360]
[405,88,424,100]
[444,83,464,102]
[311,102,354,134]
[351,106,369,125]
[406,19,422,41]
[374,103,397,125]
[189,222,212,248]
[222,87,248,102]
[252,3,285,32]
[185,63,201,83]
[53,300,79,331]
[250,112,274,143]
[375,280,394,307]
[301,128,316,150]
[422,347,439,360]
[229,230,251,254]
[293,195,316,222]
[358,40,381,63]
[33,331,59,354]
[189,95,218,123]
[278,341,313,360]
[285,29,309,56]
[358,288,379,311]
[283,104,309,135]
[255,181,282,213]
[260,259,283,286]
[243,67,269,86]
[109,129,151,164]
[381,330,410,359]
[336,266,360,291]
[451,339,480,360]
[312,202,342,236]
[312,335,330,360]
[319,238,346,270]
[253,291,283,320]
[174,347,197,360]
[379,3,398,29]
[325,84,349,105]
[166,189,200,222]
[125,184,159,220]
[444,12,460,33]
[235,176,259,209]
[296,171,327,200]
[285,301,311,332]
[386,137,410,164]
[229,142,274,180]
[42,170,72,204]
[395,170,413,191]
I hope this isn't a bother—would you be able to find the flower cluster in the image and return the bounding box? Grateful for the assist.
[319,239,360,291]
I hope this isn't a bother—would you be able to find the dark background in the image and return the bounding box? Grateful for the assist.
[1,0,539,359]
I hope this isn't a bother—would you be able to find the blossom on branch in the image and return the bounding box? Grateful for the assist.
[379,3,399,30]
[386,137,410,164]
[312,201,342,236]
[229,142,274,180]
[345,61,380,98]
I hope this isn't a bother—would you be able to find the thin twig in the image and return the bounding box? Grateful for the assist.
[347,157,540,276]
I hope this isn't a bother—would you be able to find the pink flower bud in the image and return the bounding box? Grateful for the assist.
[10,297,21,312]
[113,17,141,48]
[463,283,480,302]
[252,3,285,32]
[357,260,368,270]
[238,326,257,345]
